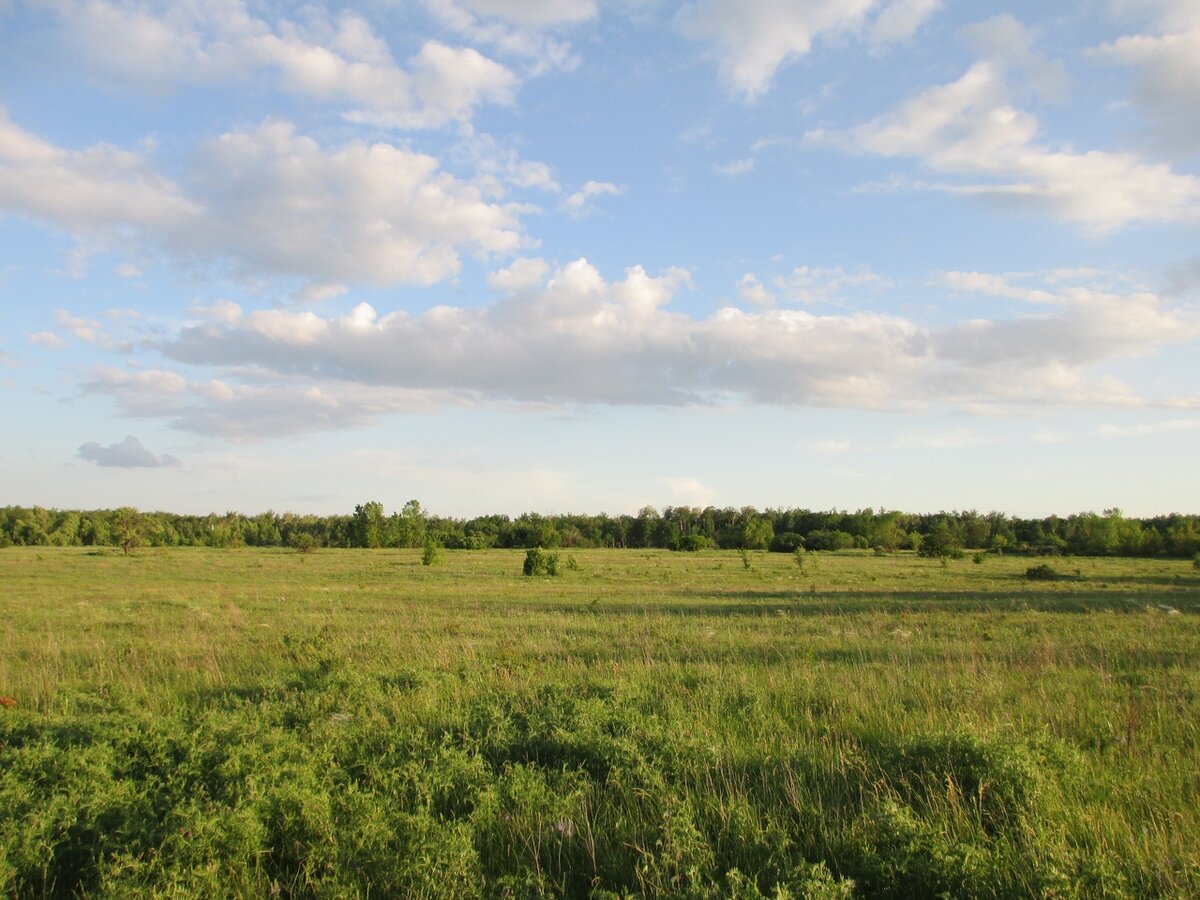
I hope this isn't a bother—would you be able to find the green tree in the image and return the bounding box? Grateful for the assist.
[352,501,386,548]
[111,507,143,555]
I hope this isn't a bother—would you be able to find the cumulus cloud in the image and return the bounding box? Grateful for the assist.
[1091,5,1200,157]
[813,61,1200,232]
[676,0,940,99]
[77,435,180,468]
[0,113,527,289]
[68,259,1193,440]
[28,331,67,350]
[46,1,517,129]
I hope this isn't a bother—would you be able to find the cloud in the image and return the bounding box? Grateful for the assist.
[28,331,67,350]
[736,273,775,307]
[714,158,755,176]
[46,1,517,129]
[452,0,598,27]
[77,434,181,468]
[83,366,443,441]
[676,0,940,99]
[1091,9,1200,157]
[0,113,527,289]
[564,180,623,214]
[813,61,1200,232]
[772,265,885,305]
[961,14,1069,102]
[660,476,717,508]
[71,259,1195,440]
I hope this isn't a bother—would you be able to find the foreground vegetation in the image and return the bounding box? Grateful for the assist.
[2,548,1198,897]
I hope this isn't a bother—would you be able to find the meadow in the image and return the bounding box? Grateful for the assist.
[1,547,1198,898]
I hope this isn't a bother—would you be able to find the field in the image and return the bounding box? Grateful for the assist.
[2,548,1198,898]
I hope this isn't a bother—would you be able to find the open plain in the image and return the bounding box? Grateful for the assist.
[2,547,1198,897]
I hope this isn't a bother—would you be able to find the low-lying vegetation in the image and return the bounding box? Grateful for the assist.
[1,548,1198,896]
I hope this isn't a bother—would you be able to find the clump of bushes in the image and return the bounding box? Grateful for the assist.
[675,533,712,552]
[522,547,559,576]
[1193,552,1199,570]
[291,533,320,554]
[421,539,443,566]
[1026,563,1059,581]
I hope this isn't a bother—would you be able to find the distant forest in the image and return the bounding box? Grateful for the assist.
[3,502,1199,558]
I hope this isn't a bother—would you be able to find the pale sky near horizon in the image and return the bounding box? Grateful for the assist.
[1,0,1198,518]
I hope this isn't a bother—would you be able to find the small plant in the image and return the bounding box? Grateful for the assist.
[523,547,559,576]
[421,539,443,566]
[1193,552,1200,570]
[793,547,805,570]
[874,546,888,557]
[291,532,320,554]
[1026,563,1059,581]
[739,548,752,570]
[973,552,985,564]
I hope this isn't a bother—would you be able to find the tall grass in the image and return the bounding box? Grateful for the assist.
[1,548,1197,896]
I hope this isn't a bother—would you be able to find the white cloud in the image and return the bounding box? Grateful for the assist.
[961,14,1069,102]
[47,2,517,130]
[817,61,1200,232]
[78,434,180,467]
[28,331,67,350]
[0,108,198,233]
[488,257,551,292]
[870,0,942,45]
[714,158,755,176]
[83,365,443,441]
[772,265,885,305]
[736,273,774,307]
[660,476,717,508]
[115,263,143,278]
[564,180,623,214]
[1092,10,1200,157]
[676,0,940,99]
[54,310,111,347]
[0,113,527,289]
[452,0,598,26]
[72,259,1197,440]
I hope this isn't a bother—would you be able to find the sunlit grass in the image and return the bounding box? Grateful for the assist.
[1,548,1198,896]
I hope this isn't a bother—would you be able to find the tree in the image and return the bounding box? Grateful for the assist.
[111,507,143,555]
[352,501,386,548]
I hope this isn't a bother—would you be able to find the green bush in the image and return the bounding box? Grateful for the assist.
[1026,563,1059,581]
[769,532,806,553]
[522,547,559,576]
[676,533,712,552]
[421,539,443,567]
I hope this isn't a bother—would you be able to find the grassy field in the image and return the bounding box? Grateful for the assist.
[1,547,1198,898]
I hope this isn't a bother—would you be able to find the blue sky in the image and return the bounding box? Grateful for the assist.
[1,0,1198,517]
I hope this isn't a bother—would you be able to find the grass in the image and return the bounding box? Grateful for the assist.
[1,547,1198,897]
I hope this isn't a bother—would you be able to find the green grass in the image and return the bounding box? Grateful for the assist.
[1,548,1198,897]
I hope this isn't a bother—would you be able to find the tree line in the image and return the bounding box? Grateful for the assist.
[2,502,1199,558]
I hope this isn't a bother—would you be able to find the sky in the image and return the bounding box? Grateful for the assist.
[1,0,1198,519]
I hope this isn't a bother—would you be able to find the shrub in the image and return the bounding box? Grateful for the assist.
[522,547,559,576]
[291,533,320,554]
[1194,552,1200,570]
[1026,563,1059,581]
[973,552,985,564]
[676,533,712,552]
[769,532,806,553]
[421,539,443,566]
